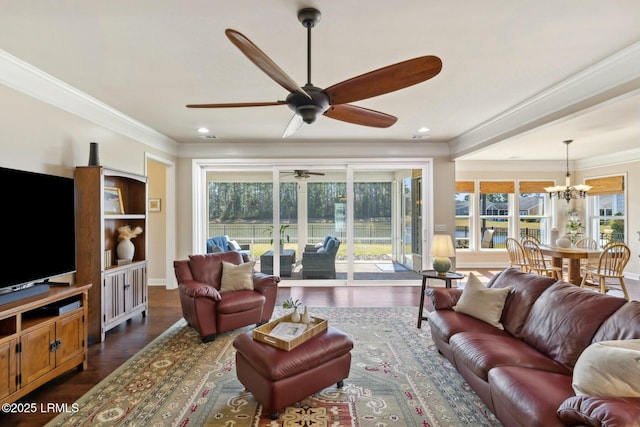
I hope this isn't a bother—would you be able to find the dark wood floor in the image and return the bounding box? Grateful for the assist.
[2,268,637,427]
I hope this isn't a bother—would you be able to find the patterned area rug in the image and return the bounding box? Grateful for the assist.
[46,307,501,427]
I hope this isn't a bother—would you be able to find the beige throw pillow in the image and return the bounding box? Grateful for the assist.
[453,273,512,329]
[572,339,640,397]
[220,261,255,292]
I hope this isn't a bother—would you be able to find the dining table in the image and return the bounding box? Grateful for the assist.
[538,244,602,285]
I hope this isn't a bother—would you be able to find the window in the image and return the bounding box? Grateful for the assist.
[479,181,514,249]
[518,181,553,243]
[586,175,626,247]
[455,181,474,249]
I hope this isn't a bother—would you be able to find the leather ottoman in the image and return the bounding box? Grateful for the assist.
[233,326,354,418]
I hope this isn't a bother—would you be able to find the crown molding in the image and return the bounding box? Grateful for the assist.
[177,139,451,159]
[448,41,640,160]
[575,147,640,170]
[0,49,178,156]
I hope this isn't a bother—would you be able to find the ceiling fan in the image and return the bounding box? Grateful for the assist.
[282,170,326,179]
[186,8,442,137]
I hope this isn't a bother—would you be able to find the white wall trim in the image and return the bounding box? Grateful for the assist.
[178,140,451,159]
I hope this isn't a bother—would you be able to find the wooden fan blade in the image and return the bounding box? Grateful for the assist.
[225,29,310,99]
[325,56,442,105]
[324,104,397,128]
[186,101,286,108]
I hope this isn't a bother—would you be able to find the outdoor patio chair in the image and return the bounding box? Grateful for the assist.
[480,229,495,248]
[302,236,341,279]
[207,235,251,257]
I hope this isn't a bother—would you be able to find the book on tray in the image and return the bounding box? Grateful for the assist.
[269,322,308,341]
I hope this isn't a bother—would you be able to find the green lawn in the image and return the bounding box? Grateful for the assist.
[250,243,391,258]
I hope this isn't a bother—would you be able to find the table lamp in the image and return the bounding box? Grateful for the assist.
[430,234,455,276]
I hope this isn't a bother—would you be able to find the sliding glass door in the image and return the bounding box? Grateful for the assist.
[200,161,430,285]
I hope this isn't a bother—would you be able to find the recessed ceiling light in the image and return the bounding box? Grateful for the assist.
[418,127,430,133]
[197,127,210,134]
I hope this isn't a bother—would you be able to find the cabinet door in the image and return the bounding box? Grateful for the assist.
[0,339,17,400]
[125,263,147,313]
[20,324,56,386]
[55,311,84,367]
[103,269,127,324]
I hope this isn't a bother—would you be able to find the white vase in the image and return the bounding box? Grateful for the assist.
[556,237,571,248]
[301,306,311,324]
[290,308,301,323]
[117,239,135,260]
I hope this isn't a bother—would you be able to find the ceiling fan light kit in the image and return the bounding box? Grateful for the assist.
[186,7,442,137]
[286,85,329,124]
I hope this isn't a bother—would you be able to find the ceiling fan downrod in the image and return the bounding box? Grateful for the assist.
[287,8,327,124]
[298,8,321,86]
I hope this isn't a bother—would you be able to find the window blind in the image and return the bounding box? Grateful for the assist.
[584,176,624,196]
[455,181,475,193]
[519,181,555,193]
[479,181,514,194]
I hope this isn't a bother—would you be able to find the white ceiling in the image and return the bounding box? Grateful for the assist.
[1,0,639,163]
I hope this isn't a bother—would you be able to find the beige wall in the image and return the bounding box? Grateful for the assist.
[0,84,148,177]
[147,159,167,284]
[175,156,194,261]
[432,158,457,269]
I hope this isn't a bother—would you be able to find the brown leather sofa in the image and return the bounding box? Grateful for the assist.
[174,251,280,342]
[426,268,640,427]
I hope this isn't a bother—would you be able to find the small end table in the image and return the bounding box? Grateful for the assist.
[260,250,296,277]
[417,270,464,328]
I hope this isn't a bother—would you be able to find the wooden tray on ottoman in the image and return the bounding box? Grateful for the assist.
[253,313,328,351]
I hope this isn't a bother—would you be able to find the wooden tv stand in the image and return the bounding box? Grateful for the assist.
[0,284,91,405]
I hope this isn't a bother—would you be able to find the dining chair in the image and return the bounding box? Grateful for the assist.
[575,237,598,250]
[506,237,528,271]
[521,238,563,280]
[580,241,630,300]
[575,237,599,272]
[522,234,554,265]
[521,234,541,244]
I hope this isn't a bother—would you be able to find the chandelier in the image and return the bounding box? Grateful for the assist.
[544,140,592,203]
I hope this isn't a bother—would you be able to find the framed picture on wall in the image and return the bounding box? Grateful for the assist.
[104,187,124,214]
[148,198,161,212]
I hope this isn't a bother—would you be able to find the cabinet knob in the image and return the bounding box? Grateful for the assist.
[49,339,62,351]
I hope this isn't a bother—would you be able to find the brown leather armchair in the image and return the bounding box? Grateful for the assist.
[173,251,280,342]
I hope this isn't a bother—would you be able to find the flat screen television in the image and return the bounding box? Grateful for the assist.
[0,166,76,303]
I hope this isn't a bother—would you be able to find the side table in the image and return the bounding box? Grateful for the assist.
[417,270,464,328]
[260,250,296,277]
